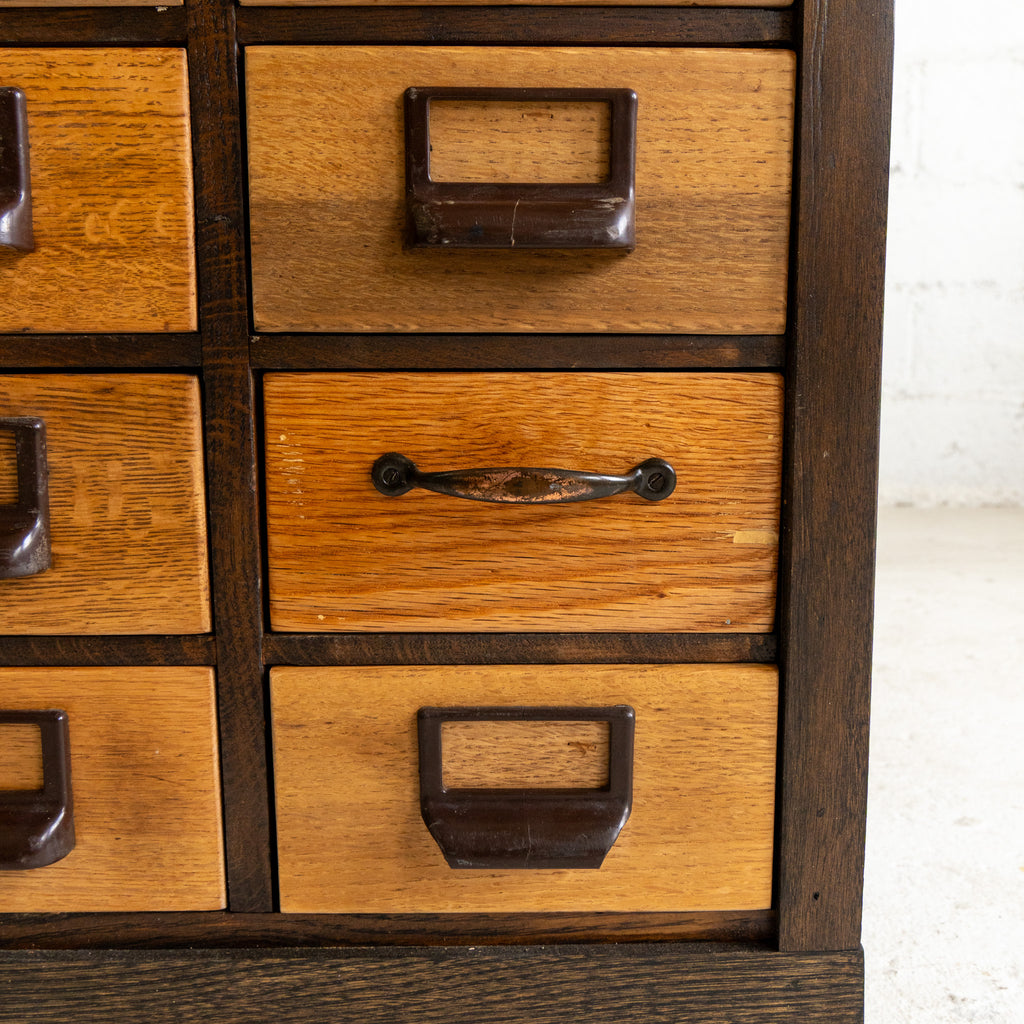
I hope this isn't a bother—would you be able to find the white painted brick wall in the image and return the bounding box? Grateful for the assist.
[880,0,1024,505]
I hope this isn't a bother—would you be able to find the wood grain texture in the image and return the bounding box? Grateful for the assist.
[0,425,15,502]
[262,632,777,666]
[246,46,795,333]
[271,664,777,914]
[777,0,894,953]
[235,8,794,47]
[0,0,180,6]
[442,720,609,788]
[0,334,202,370]
[264,372,782,633]
[0,722,43,789]
[0,946,864,1024]
[428,99,609,183]
[186,0,274,913]
[0,909,776,948]
[241,0,791,6]
[0,375,210,635]
[0,49,195,333]
[0,667,224,912]
[0,635,216,668]
[252,333,786,371]
[0,9,186,44]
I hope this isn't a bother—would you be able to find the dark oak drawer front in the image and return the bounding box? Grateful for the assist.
[246,46,795,334]
[0,375,211,635]
[263,372,783,634]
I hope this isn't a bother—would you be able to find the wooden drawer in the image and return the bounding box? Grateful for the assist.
[0,667,224,912]
[0,375,210,635]
[246,46,795,333]
[0,49,195,333]
[271,664,777,914]
[264,372,782,633]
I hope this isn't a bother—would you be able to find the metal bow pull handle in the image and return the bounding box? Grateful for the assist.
[0,417,51,578]
[0,87,34,253]
[418,706,635,869]
[372,453,675,504]
[0,710,75,870]
[405,86,637,250]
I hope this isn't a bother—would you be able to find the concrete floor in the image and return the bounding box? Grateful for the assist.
[863,507,1024,1023]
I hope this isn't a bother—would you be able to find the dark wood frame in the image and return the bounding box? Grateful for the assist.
[0,0,892,1018]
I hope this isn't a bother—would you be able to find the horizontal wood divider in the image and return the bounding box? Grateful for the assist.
[236,7,793,46]
[262,633,776,666]
[0,9,187,45]
[0,945,864,1024]
[252,335,785,371]
[0,636,217,667]
[0,336,202,370]
[0,910,775,949]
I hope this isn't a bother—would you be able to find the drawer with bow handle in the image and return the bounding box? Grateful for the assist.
[263,371,782,634]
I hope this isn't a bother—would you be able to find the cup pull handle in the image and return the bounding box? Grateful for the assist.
[0,87,35,253]
[0,710,75,870]
[418,705,634,869]
[0,417,51,578]
[404,86,637,250]
[372,453,675,504]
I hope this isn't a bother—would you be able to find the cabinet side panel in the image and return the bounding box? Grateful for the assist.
[777,0,894,951]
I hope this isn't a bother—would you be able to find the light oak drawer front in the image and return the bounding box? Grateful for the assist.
[0,667,224,912]
[0,375,210,635]
[272,664,777,914]
[264,372,782,633]
[0,49,195,333]
[246,46,795,333]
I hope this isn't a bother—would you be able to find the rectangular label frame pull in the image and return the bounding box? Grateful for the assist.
[418,705,635,869]
[404,87,637,251]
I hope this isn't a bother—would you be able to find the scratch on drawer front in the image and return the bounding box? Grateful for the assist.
[733,530,779,546]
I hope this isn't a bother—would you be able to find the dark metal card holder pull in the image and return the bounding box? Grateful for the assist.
[0,417,51,577]
[0,87,34,253]
[405,86,637,250]
[0,417,51,578]
[0,710,75,870]
[418,706,634,869]
[372,453,675,504]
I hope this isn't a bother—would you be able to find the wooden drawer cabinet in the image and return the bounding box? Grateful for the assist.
[0,3,892,1023]
[0,49,195,334]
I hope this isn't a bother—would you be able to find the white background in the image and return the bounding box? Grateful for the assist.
[866,11,1023,1024]
[879,0,1024,506]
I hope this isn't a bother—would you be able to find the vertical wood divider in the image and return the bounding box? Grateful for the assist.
[186,0,273,913]
[776,0,894,951]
